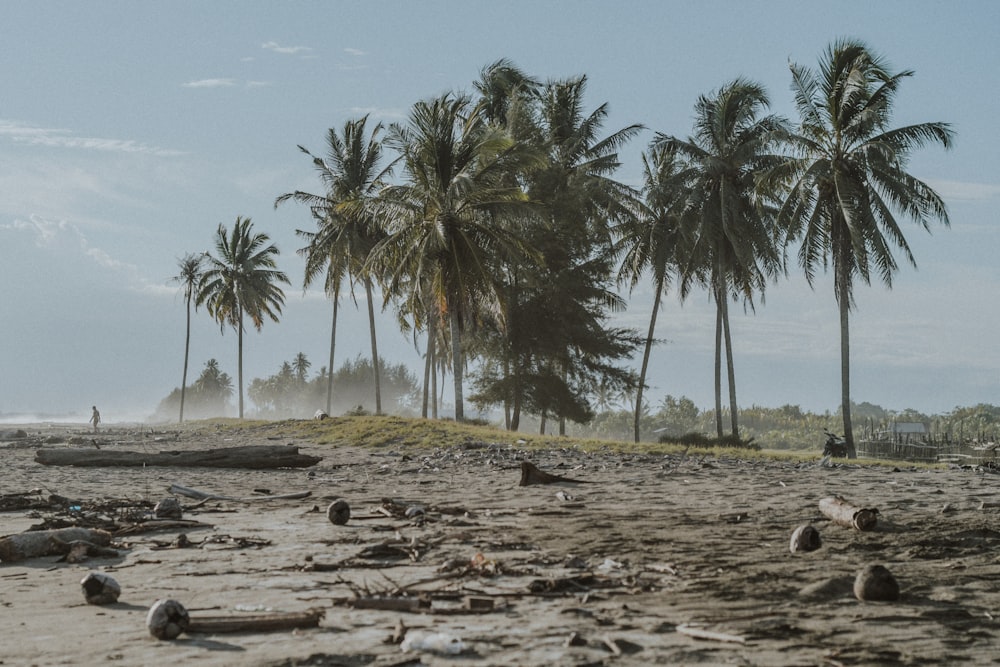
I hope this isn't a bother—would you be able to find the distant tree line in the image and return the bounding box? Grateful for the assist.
[167,39,952,453]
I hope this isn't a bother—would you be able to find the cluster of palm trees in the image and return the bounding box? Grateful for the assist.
[174,39,952,454]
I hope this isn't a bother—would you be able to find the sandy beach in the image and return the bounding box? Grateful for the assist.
[2,421,999,666]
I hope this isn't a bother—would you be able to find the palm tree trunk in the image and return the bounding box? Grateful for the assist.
[421,307,435,419]
[326,297,338,415]
[364,279,382,415]
[838,276,857,458]
[237,308,244,419]
[714,298,724,438]
[180,293,192,423]
[449,306,464,421]
[720,290,739,436]
[634,275,663,443]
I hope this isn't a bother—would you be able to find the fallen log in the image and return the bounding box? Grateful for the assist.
[819,495,878,531]
[519,461,588,486]
[34,445,321,469]
[0,527,112,562]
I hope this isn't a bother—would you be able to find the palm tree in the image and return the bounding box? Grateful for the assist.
[615,144,687,442]
[654,78,788,438]
[375,93,540,421]
[197,216,290,418]
[776,39,953,455]
[171,253,204,423]
[276,115,395,415]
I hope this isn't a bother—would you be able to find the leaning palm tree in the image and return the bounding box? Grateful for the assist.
[197,216,290,419]
[276,115,395,415]
[375,93,540,421]
[776,39,953,456]
[615,144,687,442]
[171,253,204,423]
[654,79,788,437]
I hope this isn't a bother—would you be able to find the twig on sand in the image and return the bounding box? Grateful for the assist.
[168,483,311,503]
[676,623,747,644]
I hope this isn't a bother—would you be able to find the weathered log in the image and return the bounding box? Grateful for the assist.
[519,461,588,486]
[819,495,878,531]
[188,608,325,634]
[34,445,321,469]
[0,527,112,562]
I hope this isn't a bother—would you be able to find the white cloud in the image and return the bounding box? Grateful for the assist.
[344,47,365,57]
[4,214,165,295]
[262,41,312,55]
[0,119,182,157]
[183,78,237,88]
[246,80,272,88]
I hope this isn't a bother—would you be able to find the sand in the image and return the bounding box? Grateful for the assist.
[2,421,999,666]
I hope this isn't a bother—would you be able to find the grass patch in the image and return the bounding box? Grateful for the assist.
[172,416,944,468]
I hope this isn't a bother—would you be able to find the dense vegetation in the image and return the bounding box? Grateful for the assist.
[166,39,953,450]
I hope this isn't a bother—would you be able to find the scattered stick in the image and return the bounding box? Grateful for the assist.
[676,623,746,644]
[168,483,311,502]
[188,608,324,634]
[819,496,879,531]
[519,461,588,486]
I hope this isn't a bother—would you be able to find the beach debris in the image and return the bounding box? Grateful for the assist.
[519,461,588,486]
[400,630,466,655]
[168,483,311,502]
[819,495,878,531]
[154,497,182,519]
[676,623,747,644]
[0,527,113,562]
[81,572,121,605]
[35,444,322,469]
[853,564,900,602]
[187,608,324,634]
[147,599,191,640]
[327,499,351,525]
[789,524,822,553]
[313,409,329,420]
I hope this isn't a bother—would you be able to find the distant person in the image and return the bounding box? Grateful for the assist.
[90,406,101,432]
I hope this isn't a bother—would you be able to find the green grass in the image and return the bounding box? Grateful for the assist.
[175,415,944,468]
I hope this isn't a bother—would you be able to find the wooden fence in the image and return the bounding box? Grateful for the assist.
[857,439,1000,465]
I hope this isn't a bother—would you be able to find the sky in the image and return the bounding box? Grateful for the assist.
[1,1,997,422]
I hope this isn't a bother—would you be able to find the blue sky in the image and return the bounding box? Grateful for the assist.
[1,1,997,421]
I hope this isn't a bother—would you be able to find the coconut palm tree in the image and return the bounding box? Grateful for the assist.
[197,216,290,419]
[654,78,788,438]
[276,115,395,415]
[615,143,688,442]
[171,253,204,423]
[776,39,953,455]
[375,93,540,421]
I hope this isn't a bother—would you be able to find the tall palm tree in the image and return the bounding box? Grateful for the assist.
[776,39,953,455]
[197,216,290,419]
[654,78,788,438]
[276,115,395,415]
[375,93,540,421]
[171,253,204,423]
[615,144,687,442]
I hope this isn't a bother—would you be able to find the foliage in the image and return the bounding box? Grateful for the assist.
[152,359,233,421]
[247,353,419,419]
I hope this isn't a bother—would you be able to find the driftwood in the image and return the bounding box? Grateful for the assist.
[168,483,312,502]
[519,461,588,486]
[188,608,325,634]
[0,527,112,562]
[819,495,878,531]
[34,445,321,469]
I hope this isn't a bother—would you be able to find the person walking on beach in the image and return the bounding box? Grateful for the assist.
[90,406,101,432]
